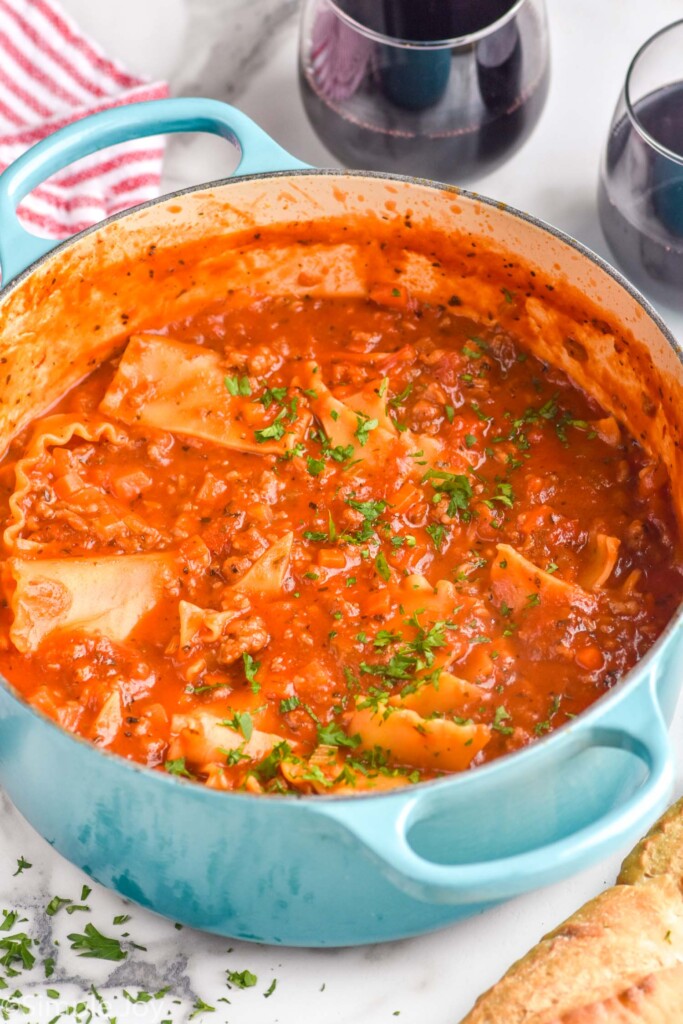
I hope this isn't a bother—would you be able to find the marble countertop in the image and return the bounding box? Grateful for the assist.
[3,0,683,1021]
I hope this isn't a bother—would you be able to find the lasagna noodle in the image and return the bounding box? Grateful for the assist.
[8,552,176,652]
[4,414,128,554]
[100,334,310,455]
[296,362,444,472]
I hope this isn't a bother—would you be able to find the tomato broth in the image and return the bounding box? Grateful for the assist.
[0,284,679,795]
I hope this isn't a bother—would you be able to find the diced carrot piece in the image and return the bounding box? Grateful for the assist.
[239,402,264,426]
[393,482,421,513]
[575,645,604,672]
[364,588,392,617]
[53,472,86,500]
[51,447,72,476]
[318,548,346,569]
[111,469,153,502]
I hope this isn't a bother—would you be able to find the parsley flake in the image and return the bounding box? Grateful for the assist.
[225,375,251,397]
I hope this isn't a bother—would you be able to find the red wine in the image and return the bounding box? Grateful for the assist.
[335,0,519,41]
[299,0,550,181]
[599,81,683,307]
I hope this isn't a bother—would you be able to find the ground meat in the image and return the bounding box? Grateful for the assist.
[217,615,270,666]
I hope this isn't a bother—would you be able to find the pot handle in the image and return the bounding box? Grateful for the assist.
[319,684,672,905]
[0,97,309,285]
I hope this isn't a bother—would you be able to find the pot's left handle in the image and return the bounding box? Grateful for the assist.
[0,97,310,285]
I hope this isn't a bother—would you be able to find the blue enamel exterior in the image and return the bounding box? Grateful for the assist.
[0,98,680,946]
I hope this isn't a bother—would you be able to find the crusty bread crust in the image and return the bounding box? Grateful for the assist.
[552,963,683,1022]
[460,798,683,1024]
[618,799,683,888]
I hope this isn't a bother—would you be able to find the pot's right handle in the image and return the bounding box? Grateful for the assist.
[0,97,309,285]
[320,680,673,906]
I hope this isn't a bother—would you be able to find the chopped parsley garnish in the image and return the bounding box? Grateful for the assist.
[374,629,402,648]
[464,434,477,448]
[254,407,287,443]
[223,710,253,741]
[422,469,472,518]
[0,911,16,932]
[361,617,453,685]
[264,979,278,998]
[346,497,387,522]
[0,929,35,971]
[165,757,195,779]
[67,923,128,961]
[227,969,258,989]
[12,857,31,877]
[225,744,250,766]
[492,705,513,735]
[304,512,337,544]
[445,404,455,423]
[487,482,514,509]
[256,385,287,409]
[425,523,447,551]
[375,551,391,582]
[224,374,251,397]
[46,896,72,917]
[191,996,216,1017]
[327,442,355,463]
[280,696,301,714]
[251,741,295,782]
[471,401,493,422]
[354,412,378,446]
[243,652,261,692]
[316,722,361,748]
[389,384,413,408]
[307,456,326,477]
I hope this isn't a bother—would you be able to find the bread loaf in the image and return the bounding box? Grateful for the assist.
[460,798,683,1024]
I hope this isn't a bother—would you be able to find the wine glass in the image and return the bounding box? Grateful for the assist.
[298,0,550,183]
[598,20,683,310]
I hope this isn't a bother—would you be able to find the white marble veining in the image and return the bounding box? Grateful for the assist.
[3,0,683,1021]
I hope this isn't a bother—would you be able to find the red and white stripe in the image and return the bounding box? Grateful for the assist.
[0,0,168,239]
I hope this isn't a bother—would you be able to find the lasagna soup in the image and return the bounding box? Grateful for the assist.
[0,290,679,794]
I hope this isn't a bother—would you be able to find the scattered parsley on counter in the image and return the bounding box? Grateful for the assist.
[226,968,258,989]
[46,895,72,917]
[190,996,216,1017]
[12,857,31,877]
[68,922,128,961]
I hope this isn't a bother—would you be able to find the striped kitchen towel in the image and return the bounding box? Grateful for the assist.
[0,0,168,239]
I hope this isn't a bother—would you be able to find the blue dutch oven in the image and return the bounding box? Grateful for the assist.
[0,98,680,947]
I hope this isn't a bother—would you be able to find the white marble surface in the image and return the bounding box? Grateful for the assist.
[3,0,683,1021]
